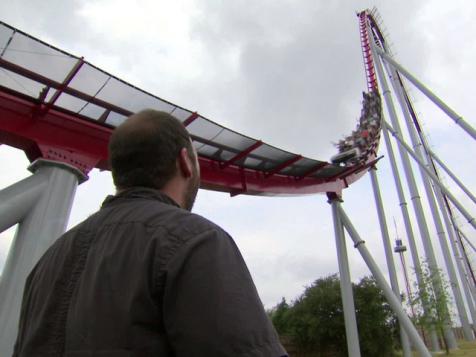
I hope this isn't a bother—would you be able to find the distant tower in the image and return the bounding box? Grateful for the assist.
[393,218,416,318]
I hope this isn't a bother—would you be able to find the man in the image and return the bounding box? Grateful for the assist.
[13,110,287,356]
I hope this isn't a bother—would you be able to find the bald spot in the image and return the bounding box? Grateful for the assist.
[108,109,193,190]
[114,110,179,140]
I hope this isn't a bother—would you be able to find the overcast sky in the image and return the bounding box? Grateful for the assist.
[0,0,475,311]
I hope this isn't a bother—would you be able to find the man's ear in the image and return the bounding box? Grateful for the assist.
[178,148,193,178]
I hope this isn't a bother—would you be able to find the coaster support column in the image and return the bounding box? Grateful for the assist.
[377,49,476,141]
[338,205,432,357]
[0,159,87,356]
[328,193,361,357]
[0,173,49,233]
[371,34,442,351]
[369,167,412,356]
[383,121,476,231]
[385,60,469,344]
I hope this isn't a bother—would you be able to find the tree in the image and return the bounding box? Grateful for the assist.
[354,276,398,356]
[268,297,290,335]
[410,262,454,354]
[288,275,346,354]
[270,275,397,356]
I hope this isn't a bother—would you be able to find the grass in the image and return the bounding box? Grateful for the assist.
[436,340,476,356]
[398,340,476,356]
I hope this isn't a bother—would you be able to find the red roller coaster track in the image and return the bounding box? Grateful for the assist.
[359,11,379,92]
[0,20,379,196]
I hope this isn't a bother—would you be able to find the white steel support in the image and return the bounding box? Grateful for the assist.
[384,119,476,341]
[383,121,476,231]
[384,120,476,344]
[459,230,476,255]
[457,229,476,303]
[338,205,432,357]
[369,167,412,356]
[377,49,476,141]
[380,123,425,278]
[385,62,469,343]
[0,173,49,233]
[442,202,476,328]
[329,195,361,357]
[380,115,431,336]
[429,151,476,206]
[0,159,85,356]
[421,123,476,332]
[371,35,442,351]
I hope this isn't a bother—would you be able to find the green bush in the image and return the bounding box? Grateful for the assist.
[270,275,397,356]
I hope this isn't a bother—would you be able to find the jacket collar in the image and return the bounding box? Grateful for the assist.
[102,187,180,209]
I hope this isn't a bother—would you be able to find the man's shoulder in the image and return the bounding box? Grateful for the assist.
[160,208,227,240]
[99,195,227,239]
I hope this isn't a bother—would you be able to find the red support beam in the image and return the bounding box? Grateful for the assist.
[38,86,50,104]
[183,112,198,127]
[44,57,84,111]
[333,156,382,181]
[98,109,111,123]
[298,161,328,179]
[0,57,132,117]
[230,168,248,197]
[0,57,58,90]
[220,140,263,169]
[265,155,302,178]
[333,164,362,182]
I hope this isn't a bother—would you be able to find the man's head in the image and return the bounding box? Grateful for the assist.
[109,109,200,211]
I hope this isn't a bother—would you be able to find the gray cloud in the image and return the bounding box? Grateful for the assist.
[176,1,429,160]
[2,1,86,46]
[0,0,427,159]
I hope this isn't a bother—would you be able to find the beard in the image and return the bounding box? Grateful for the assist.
[184,163,200,211]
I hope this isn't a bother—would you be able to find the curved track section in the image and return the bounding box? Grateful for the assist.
[359,11,379,93]
[0,21,379,196]
[331,10,383,168]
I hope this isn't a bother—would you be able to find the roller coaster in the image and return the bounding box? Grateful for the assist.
[0,7,475,357]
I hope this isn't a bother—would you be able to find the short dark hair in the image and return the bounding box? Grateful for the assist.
[109,109,194,190]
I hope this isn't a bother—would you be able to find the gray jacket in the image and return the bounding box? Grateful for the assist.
[13,188,287,357]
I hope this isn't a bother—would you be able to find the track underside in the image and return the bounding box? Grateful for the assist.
[0,20,382,196]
